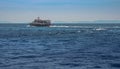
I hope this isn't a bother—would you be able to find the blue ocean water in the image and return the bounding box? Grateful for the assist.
[0,23,120,69]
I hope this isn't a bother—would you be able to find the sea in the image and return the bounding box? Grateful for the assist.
[0,23,120,69]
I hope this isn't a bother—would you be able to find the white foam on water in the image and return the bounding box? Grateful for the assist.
[77,30,81,33]
[114,26,120,28]
[95,28,106,31]
[50,25,69,28]
[26,25,36,28]
[50,25,85,28]
[26,25,31,27]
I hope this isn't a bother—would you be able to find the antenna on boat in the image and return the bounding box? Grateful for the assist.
[37,17,40,20]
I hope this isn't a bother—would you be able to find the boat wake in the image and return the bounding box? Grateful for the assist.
[50,25,83,28]
[50,25,69,28]
[94,28,106,31]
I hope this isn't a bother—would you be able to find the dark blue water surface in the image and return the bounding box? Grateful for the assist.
[0,23,120,69]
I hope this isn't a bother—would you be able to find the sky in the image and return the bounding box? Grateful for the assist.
[0,0,120,23]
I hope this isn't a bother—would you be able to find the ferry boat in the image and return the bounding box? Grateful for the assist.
[30,17,51,26]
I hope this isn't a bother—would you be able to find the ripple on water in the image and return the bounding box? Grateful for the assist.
[100,55,120,60]
[110,63,120,68]
[93,66,102,68]
[58,63,82,67]
[10,55,42,59]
